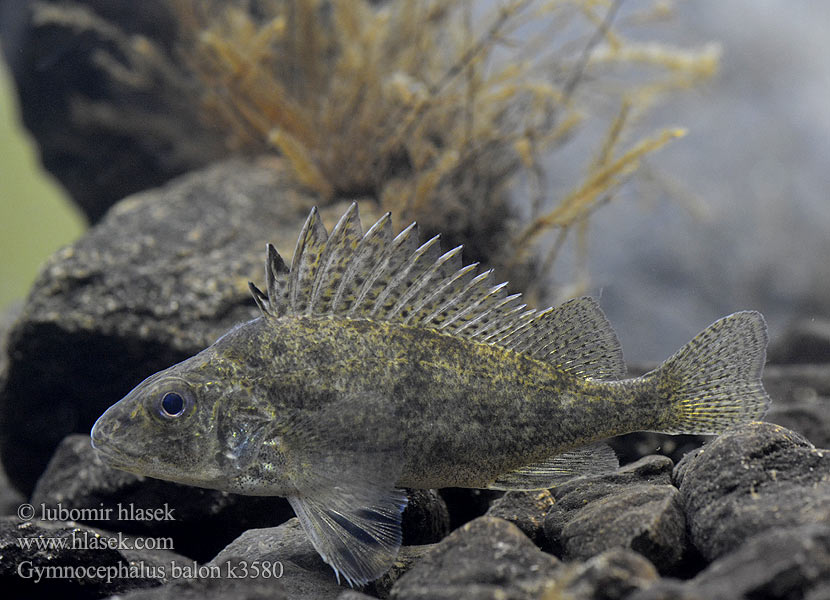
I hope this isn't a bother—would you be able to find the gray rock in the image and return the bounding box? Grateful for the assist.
[485,489,554,546]
[389,516,560,600]
[0,515,188,598]
[31,434,293,562]
[337,592,378,600]
[544,456,686,573]
[0,305,25,518]
[549,548,660,600]
[674,422,830,561]
[106,575,289,600]
[0,157,380,494]
[631,525,830,600]
[692,525,830,599]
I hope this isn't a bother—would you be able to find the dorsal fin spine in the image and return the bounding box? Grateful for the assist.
[369,235,441,318]
[457,291,520,338]
[387,235,445,318]
[417,263,479,324]
[350,222,418,315]
[438,270,495,329]
[399,246,464,325]
[452,282,510,334]
[309,203,361,314]
[288,208,316,311]
[249,282,270,316]
[330,212,392,313]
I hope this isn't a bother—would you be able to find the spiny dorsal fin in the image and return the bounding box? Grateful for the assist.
[249,203,625,379]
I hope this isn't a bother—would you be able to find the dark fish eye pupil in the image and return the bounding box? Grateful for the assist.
[161,392,185,417]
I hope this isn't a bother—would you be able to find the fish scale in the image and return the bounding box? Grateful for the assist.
[92,203,772,587]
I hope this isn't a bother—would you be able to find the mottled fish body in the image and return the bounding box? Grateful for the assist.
[92,204,770,586]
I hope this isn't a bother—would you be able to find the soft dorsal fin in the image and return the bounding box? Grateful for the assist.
[249,204,625,379]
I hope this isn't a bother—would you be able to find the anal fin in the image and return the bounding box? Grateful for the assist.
[488,443,619,491]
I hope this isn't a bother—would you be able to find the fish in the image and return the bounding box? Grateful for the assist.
[91,203,771,586]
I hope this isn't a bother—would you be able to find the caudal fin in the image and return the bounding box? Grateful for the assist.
[653,311,771,435]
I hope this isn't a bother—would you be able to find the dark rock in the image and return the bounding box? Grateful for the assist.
[209,518,344,600]
[389,516,559,600]
[631,525,830,600]
[544,455,686,573]
[627,581,704,600]
[691,525,830,600]
[549,548,660,600]
[31,434,294,562]
[337,591,379,600]
[674,422,830,561]
[400,489,450,546]
[485,489,554,546]
[0,157,381,494]
[0,515,187,599]
[768,318,830,364]
[106,575,290,600]
[361,546,433,600]
[0,305,25,517]
[0,0,227,222]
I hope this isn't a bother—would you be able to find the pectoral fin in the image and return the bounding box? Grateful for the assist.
[288,486,408,587]
[489,443,619,491]
[275,404,407,586]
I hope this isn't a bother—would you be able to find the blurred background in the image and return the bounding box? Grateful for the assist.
[0,58,85,311]
[1,0,828,362]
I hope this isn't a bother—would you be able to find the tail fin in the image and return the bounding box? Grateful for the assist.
[653,311,771,435]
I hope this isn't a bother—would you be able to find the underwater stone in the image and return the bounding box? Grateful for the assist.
[0,157,380,495]
[691,524,830,599]
[485,489,554,546]
[543,455,686,573]
[389,516,559,600]
[400,489,450,546]
[105,575,290,600]
[550,548,660,600]
[674,421,830,561]
[630,524,830,600]
[31,434,294,562]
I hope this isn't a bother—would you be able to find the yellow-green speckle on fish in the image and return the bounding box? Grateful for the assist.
[91,203,771,586]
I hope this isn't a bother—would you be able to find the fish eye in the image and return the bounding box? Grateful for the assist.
[159,392,187,418]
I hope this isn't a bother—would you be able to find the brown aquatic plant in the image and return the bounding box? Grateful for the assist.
[33,0,720,297]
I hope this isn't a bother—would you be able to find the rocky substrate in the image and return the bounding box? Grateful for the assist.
[1,160,830,599]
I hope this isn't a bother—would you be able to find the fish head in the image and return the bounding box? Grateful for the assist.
[90,333,279,492]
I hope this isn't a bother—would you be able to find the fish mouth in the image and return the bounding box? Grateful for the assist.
[90,416,139,468]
